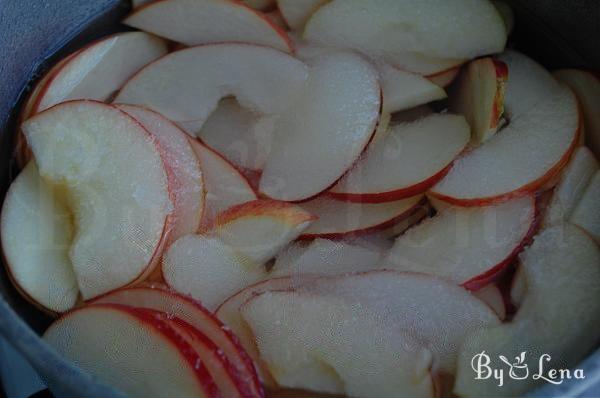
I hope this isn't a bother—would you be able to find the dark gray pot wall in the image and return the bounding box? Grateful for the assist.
[0,1,597,397]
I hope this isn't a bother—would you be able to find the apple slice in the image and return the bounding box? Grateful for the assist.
[570,171,600,242]
[493,0,515,34]
[198,98,276,170]
[260,51,381,201]
[212,200,315,264]
[448,57,509,144]
[330,114,470,202]
[544,147,598,226]
[116,43,308,135]
[454,224,600,397]
[22,101,172,299]
[277,0,329,29]
[242,290,436,397]
[44,304,219,397]
[379,202,431,239]
[384,196,536,289]
[431,86,580,206]
[91,286,264,398]
[1,162,78,313]
[115,105,205,241]
[189,140,257,230]
[554,69,600,156]
[124,0,292,53]
[473,284,507,321]
[299,194,424,239]
[304,0,506,72]
[427,66,461,88]
[163,235,264,310]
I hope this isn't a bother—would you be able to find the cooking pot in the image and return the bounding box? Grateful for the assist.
[0,1,598,397]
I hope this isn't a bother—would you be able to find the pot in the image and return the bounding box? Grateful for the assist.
[0,1,597,397]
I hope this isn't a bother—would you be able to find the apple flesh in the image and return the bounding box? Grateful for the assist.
[493,0,515,34]
[44,304,220,397]
[259,51,381,201]
[427,66,461,88]
[1,162,78,313]
[125,0,292,53]
[277,0,329,29]
[384,196,536,289]
[330,114,470,202]
[22,101,172,299]
[473,284,507,321]
[570,171,600,243]
[454,224,600,397]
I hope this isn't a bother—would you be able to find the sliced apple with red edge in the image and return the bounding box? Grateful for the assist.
[43,303,220,397]
[570,171,600,243]
[116,43,308,135]
[454,224,600,397]
[330,114,470,202]
[277,0,329,29]
[211,199,316,264]
[90,286,264,398]
[259,51,381,201]
[22,101,172,299]
[1,161,78,314]
[115,105,205,242]
[189,140,257,230]
[299,194,425,239]
[448,57,509,144]
[384,195,537,290]
[125,0,293,53]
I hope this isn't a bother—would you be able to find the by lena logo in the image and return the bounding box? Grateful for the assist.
[471,351,585,387]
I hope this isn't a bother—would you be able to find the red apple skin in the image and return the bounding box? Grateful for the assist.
[430,115,583,207]
[490,59,509,130]
[427,66,461,88]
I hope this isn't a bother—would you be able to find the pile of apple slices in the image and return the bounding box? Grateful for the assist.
[3,0,600,397]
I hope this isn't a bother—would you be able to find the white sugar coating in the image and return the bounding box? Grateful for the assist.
[124,0,292,52]
[545,147,598,226]
[300,195,422,236]
[455,225,600,397]
[199,98,276,170]
[22,102,171,299]
[260,51,381,201]
[163,235,263,310]
[116,43,308,132]
[116,105,204,240]
[432,86,578,201]
[570,171,600,242]
[384,196,535,284]
[38,32,167,112]
[332,113,469,195]
[0,162,79,313]
[304,0,505,70]
[241,290,435,397]
[189,141,257,229]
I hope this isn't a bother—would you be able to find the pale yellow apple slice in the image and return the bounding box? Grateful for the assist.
[44,304,219,397]
[116,43,308,134]
[125,0,292,53]
[212,199,315,264]
[454,224,600,397]
[570,171,600,242]
[0,162,78,313]
[22,101,172,299]
[277,0,329,29]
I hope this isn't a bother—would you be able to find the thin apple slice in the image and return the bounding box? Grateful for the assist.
[189,140,257,230]
[304,0,506,72]
[242,290,435,397]
[22,101,172,299]
[473,284,506,321]
[544,147,598,226]
[454,224,600,397]
[1,162,78,313]
[330,114,470,202]
[259,51,381,201]
[384,196,536,289]
[116,43,308,135]
[212,200,315,264]
[427,66,461,88]
[125,0,292,53]
[431,86,580,206]
[299,195,424,239]
[115,105,204,241]
[570,171,600,242]
[554,69,600,156]
[43,304,219,397]
[163,235,264,310]
[448,57,509,144]
[91,286,264,398]
[277,0,329,29]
